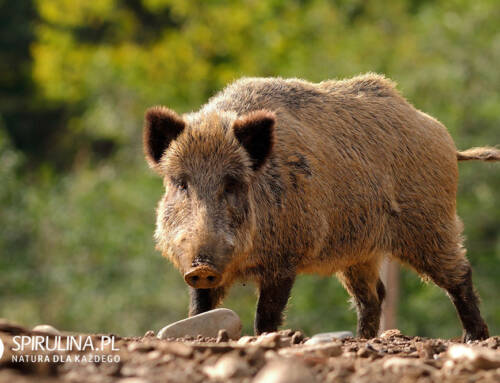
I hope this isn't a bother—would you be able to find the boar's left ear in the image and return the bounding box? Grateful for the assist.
[233,110,275,171]
[143,106,185,169]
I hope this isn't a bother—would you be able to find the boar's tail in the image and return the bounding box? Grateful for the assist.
[457,146,500,162]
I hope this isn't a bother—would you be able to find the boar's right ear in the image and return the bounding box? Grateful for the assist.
[233,110,275,171]
[143,106,185,169]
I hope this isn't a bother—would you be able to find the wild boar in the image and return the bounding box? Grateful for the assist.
[143,74,499,341]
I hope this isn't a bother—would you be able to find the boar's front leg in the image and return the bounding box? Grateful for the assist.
[255,275,295,335]
[189,287,226,316]
[338,260,385,339]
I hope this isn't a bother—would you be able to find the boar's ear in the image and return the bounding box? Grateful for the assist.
[233,110,275,171]
[143,106,185,169]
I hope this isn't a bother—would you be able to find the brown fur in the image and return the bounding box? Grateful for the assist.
[144,73,498,340]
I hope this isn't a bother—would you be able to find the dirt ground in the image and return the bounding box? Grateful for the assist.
[1,321,500,383]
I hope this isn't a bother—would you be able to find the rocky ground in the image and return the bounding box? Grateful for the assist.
[1,320,500,383]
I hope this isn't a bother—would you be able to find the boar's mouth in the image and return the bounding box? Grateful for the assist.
[184,265,222,289]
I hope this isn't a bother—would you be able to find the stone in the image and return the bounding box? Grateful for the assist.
[279,342,342,358]
[216,329,229,343]
[158,342,193,358]
[128,343,155,353]
[203,353,249,379]
[146,350,162,360]
[447,344,500,370]
[279,329,294,337]
[157,308,241,340]
[383,357,435,375]
[254,333,281,348]
[117,378,149,383]
[278,336,293,348]
[380,329,402,338]
[291,331,304,344]
[253,358,317,383]
[32,324,61,336]
[304,331,353,345]
[264,350,279,361]
[237,335,255,345]
[357,344,379,358]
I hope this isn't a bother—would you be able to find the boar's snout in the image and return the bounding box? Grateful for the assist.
[184,265,222,289]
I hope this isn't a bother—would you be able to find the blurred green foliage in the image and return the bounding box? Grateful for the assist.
[0,0,499,338]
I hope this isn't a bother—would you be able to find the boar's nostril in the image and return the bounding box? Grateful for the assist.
[184,266,221,288]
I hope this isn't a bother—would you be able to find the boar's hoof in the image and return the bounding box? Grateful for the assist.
[184,266,221,289]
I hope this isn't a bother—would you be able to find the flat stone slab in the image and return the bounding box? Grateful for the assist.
[157,308,241,340]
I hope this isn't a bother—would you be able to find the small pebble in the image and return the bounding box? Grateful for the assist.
[357,344,379,358]
[383,357,434,374]
[447,344,500,370]
[237,336,255,345]
[255,333,281,348]
[128,343,155,353]
[291,331,304,344]
[253,358,317,383]
[118,379,149,383]
[279,329,294,337]
[279,342,342,358]
[380,329,402,338]
[147,350,162,360]
[279,336,293,347]
[203,353,249,379]
[305,331,353,345]
[217,329,229,343]
[264,350,279,360]
[32,324,61,336]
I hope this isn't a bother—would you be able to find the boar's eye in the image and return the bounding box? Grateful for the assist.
[224,176,240,195]
[179,180,188,191]
[172,177,188,192]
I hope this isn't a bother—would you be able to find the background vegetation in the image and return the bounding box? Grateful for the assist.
[1,0,499,338]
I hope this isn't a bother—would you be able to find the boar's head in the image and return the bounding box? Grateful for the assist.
[143,106,274,288]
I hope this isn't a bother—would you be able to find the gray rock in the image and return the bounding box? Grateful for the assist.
[304,331,353,345]
[32,324,61,335]
[157,308,241,340]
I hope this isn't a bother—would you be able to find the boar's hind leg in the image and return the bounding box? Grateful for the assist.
[338,261,384,339]
[446,266,489,342]
[189,287,226,316]
[406,247,489,342]
[254,275,295,335]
